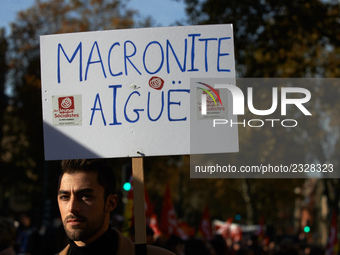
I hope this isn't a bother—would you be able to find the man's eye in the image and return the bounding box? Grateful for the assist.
[59,195,69,200]
[82,195,92,200]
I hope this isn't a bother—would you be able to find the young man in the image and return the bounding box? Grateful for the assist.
[57,159,174,255]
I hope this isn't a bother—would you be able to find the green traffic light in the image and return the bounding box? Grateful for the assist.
[304,226,310,233]
[123,182,131,191]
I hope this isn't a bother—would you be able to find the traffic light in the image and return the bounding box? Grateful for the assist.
[304,225,311,233]
[123,182,132,192]
[303,220,311,233]
[122,163,132,192]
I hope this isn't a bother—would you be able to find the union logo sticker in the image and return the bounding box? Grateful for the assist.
[52,95,82,126]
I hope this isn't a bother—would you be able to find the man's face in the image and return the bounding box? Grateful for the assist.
[58,171,109,245]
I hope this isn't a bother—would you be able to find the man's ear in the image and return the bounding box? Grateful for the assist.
[105,194,118,212]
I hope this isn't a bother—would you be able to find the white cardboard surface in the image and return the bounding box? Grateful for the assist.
[40,24,237,160]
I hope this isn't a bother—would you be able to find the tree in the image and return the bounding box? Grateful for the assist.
[183,0,340,78]
[182,0,340,237]
[0,28,8,150]
[1,0,141,219]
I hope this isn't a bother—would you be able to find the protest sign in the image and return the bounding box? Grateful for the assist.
[40,24,238,160]
[40,24,238,245]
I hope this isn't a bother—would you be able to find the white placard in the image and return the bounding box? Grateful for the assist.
[40,24,238,160]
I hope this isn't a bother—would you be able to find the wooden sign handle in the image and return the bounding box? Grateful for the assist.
[132,157,146,244]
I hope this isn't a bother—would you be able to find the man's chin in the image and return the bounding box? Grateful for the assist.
[65,227,86,241]
[64,224,87,241]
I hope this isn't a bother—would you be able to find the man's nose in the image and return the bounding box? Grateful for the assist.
[68,195,81,214]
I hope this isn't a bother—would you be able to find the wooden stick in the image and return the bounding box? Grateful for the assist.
[132,157,146,244]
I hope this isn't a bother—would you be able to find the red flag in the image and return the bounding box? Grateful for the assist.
[256,215,265,242]
[177,220,195,239]
[160,185,177,236]
[213,219,242,242]
[144,188,154,222]
[231,224,243,242]
[160,185,187,239]
[149,214,162,238]
[326,209,339,255]
[198,206,213,240]
[217,217,233,239]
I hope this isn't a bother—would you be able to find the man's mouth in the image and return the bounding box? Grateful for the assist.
[67,219,84,225]
[66,216,86,226]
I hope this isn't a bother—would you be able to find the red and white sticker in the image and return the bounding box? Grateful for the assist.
[149,76,164,90]
[52,95,82,126]
[58,96,75,113]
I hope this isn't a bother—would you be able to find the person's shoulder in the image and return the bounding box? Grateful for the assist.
[147,245,175,255]
[55,244,69,255]
[114,229,174,255]
[0,247,16,255]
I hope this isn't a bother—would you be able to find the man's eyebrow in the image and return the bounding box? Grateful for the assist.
[58,190,69,196]
[58,188,95,196]
[75,188,95,195]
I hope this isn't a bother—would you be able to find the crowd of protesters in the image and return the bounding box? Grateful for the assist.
[0,213,328,255]
[152,229,326,255]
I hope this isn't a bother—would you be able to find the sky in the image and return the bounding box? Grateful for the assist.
[0,0,187,34]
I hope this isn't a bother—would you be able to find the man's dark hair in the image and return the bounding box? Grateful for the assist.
[58,159,116,200]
